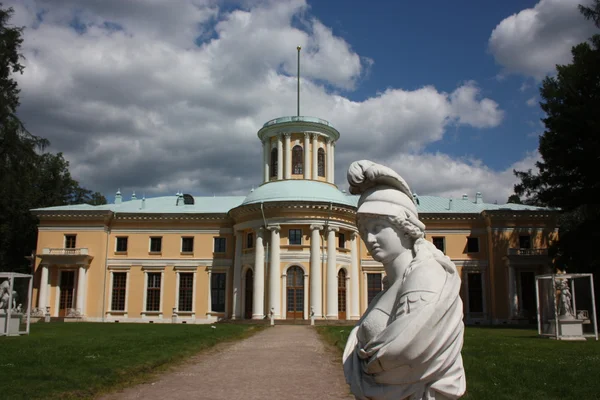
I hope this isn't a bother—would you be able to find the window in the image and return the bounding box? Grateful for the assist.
[111,272,127,311]
[519,235,531,249]
[211,272,226,312]
[247,232,253,249]
[338,233,345,249]
[178,273,194,312]
[116,237,128,252]
[146,273,161,311]
[367,274,383,305]
[467,237,479,253]
[183,194,194,205]
[270,148,278,177]
[292,145,303,175]
[65,235,76,249]
[432,237,445,253]
[317,148,325,177]
[467,273,484,313]
[289,229,302,245]
[150,237,162,253]
[181,237,194,253]
[214,237,226,253]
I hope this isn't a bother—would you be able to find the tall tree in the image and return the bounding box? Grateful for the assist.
[0,5,106,272]
[514,4,600,274]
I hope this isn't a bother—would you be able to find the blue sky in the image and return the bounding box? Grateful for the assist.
[8,0,597,203]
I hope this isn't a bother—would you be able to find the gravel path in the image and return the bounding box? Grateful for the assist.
[100,325,353,400]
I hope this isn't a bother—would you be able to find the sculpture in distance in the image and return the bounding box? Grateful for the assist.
[343,160,466,400]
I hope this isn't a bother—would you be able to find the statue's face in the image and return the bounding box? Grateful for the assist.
[358,215,409,264]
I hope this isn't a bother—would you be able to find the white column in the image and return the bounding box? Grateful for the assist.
[326,139,332,183]
[207,270,212,313]
[76,266,86,315]
[303,133,310,179]
[284,133,291,179]
[350,232,360,319]
[277,135,283,180]
[38,264,49,310]
[253,228,265,319]
[263,139,270,183]
[232,231,243,319]
[303,273,309,320]
[312,133,319,180]
[310,224,323,318]
[268,225,281,319]
[330,141,335,184]
[326,226,339,319]
[508,264,518,318]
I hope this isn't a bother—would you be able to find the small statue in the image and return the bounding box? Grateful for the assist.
[343,160,466,400]
[556,278,574,319]
[0,280,10,311]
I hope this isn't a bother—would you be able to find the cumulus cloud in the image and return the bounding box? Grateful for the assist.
[526,97,537,107]
[8,0,513,203]
[488,0,596,80]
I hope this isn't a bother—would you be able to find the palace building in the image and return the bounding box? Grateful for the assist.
[31,115,557,325]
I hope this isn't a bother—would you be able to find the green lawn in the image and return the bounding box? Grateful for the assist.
[317,326,600,400]
[0,322,260,400]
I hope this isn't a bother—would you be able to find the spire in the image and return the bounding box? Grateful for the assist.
[115,188,122,204]
[131,191,137,200]
[297,46,301,117]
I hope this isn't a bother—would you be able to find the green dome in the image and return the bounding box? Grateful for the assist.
[242,180,356,206]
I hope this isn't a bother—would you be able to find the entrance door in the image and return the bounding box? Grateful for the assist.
[59,271,75,317]
[244,269,253,319]
[519,271,536,322]
[286,266,304,319]
[338,269,347,320]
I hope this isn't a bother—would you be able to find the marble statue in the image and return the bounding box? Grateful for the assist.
[0,280,19,312]
[343,160,466,400]
[556,278,574,319]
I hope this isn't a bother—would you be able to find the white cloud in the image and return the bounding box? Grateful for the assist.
[8,0,510,202]
[488,0,596,80]
[526,97,537,107]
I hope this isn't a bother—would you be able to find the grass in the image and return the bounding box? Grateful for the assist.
[317,326,600,400]
[0,322,261,400]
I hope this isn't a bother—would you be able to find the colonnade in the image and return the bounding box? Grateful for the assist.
[36,264,87,315]
[231,225,360,320]
[262,133,336,184]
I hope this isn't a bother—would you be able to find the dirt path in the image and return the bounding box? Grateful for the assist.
[100,325,353,400]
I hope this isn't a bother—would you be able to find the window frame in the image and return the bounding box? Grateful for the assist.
[292,144,303,175]
[149,236,162,253]
[246,232,253,249]
[115,236,128,253]
[288,229,302,245]
[110,272,127,311]
[317,148,325,177]
[177,272,195,312]
[270,147,278,177]
[338,232,345,249]
[144,271,163,313]
[466,237,479,253]
[64,234,77,249]
[432,236,445,254]
[181,236,194,253]
[211,272,227,313]
[519,234,531,249]
[213,237,227,253]
[466,272,484,314]
[367,273,383,305]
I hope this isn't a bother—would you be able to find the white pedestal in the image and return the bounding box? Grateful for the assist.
[0,314,21,336]
[550,318,586,341]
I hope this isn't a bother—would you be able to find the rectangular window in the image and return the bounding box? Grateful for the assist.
[211,272,226,312]
[467,237,479,253]
[432,237,445,253]
[367,274,383,305]
[289,229,302,245]
[65,235,76,249]
[467,273,484,313]
[146,273,161,311]
[116,237,128,252]
[178,273,194,312]
[111,272,127,311]
[181,237,194,253]
[150,237,162,253]
[214,237,226,253]
[338,233,345,249]
[519,235,531,249]
[247,232,253,249]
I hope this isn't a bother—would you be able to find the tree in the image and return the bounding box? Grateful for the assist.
[0,5,106,272]
[506,194,522,204]
[514,5,600,274]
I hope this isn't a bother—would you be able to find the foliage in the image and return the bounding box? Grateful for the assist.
[318,326,600,400]
[579,0,600,28]
[0,323,260,399]
[506,194,522,204]
[0,5,106,272]
[513,5,600,273]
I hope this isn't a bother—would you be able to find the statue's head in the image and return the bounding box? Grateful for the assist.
[348,160,425,262]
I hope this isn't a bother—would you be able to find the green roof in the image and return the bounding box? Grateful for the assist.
[242,180,354,206]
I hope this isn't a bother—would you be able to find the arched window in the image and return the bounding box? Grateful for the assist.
[318,148,325,177]
[292,145,303,175]
[338,269,347,320]
[270,148,278,177]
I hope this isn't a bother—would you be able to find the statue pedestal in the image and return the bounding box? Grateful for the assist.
[0,313,21,336]
[550,318,586,341]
